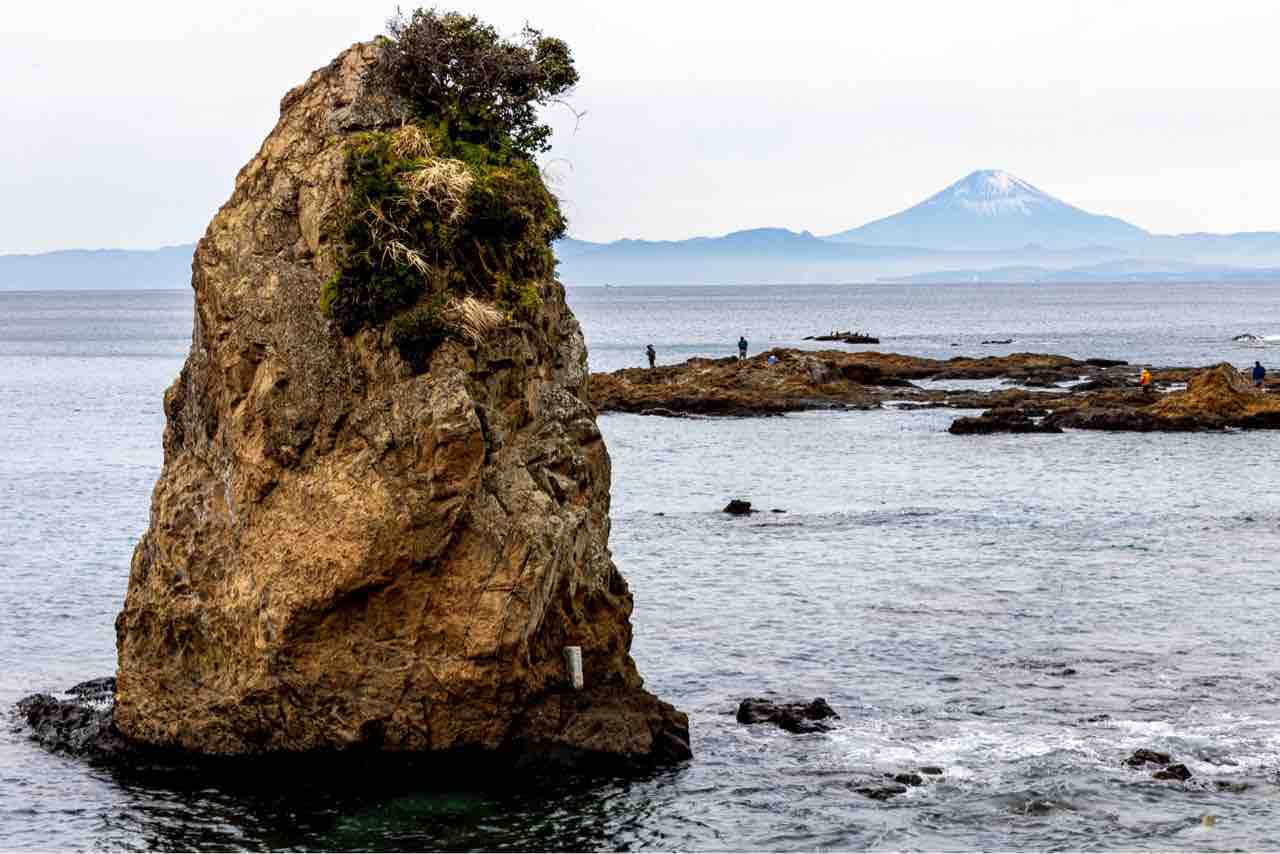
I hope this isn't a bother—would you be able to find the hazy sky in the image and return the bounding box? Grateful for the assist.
[3,0,1278,252]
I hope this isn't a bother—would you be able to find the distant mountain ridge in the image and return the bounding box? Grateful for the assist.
[5,170,1280,288]
[0,245,195,290]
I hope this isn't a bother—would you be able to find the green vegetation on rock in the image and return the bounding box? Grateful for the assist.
[321,8,575,367]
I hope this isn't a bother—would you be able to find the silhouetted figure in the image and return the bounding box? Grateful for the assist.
[1253,360,1266,388]
[646,344,656,368]
[738,336,748,361]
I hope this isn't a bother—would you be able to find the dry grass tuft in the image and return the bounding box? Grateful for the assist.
[390,123,433,159]
[383,240,432,277]
[400,159,473,222]
[446,296,503,342]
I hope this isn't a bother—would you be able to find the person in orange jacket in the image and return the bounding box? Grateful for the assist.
[1140,367,1152,394]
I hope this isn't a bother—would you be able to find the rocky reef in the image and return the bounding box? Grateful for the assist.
[591,349,1280,434]
[589,349,1114,417]
[101,38,688,771]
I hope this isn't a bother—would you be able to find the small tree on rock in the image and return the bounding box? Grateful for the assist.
[368,8,578,158]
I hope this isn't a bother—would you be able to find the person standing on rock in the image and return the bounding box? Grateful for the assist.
[1252,360,1266,388]
[738,336,749,361]
[646,344,656,368]
[1140,367,1152,394]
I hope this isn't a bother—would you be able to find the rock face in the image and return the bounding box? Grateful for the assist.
[112,43,689,768]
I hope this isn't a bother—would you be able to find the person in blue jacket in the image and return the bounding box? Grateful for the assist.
[737,336,748,360]
[1252,360,1266,388]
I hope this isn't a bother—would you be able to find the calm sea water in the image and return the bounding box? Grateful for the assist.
[2,283,1280,851]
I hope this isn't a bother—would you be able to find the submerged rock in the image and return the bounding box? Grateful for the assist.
[16,691,134,761]
[723,499,754,515]
[854,783,908,801]
[1153,763,1193,781]
[736,697,839,733]
[1125,748,1172,767]
[109,42,688,771]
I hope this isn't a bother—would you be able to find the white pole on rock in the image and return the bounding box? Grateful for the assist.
[563,646,584,690]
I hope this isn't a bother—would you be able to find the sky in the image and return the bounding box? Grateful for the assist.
[2,0,1279,253]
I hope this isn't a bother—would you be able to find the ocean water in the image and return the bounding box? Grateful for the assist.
[2,283,1280,851]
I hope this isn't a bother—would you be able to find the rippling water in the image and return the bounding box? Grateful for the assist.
[3,284,1280,851]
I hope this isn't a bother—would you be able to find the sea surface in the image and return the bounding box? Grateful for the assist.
[2,282,1280,851]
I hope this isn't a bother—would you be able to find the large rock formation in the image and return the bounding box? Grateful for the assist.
[112,43,689,769]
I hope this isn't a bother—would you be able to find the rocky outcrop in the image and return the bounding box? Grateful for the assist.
[1048,363,1280,432]
[1123,748,1194,782]
[805,331,879,344]
[589,349,1109,417]
[736,697,839,733]
[110,43,688,770]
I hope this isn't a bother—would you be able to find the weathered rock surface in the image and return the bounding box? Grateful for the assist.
[111,43,688,769]
[736,697,839,733]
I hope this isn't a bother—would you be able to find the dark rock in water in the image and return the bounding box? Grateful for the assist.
[1153,763,1192,781]
[770,508,786,514]
[1215,780,1249,793]
[919,765,944,776]
[16,691,134,762]
[1079,713,1111,724]
[736,697,839,733]
[982,338,1014,345]
[894,772,924,786]
[1124,748,1172,767]
[806,331,881,345]
[65,676,116,699]
[724,499,754,515]
[855,784,908,801]
[1084,358,1129,368]
[949,409,1064,435]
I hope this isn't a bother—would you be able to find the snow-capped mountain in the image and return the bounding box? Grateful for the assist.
[826,169,1150,250]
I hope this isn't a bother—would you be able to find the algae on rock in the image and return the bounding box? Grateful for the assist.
[113,19,689,770]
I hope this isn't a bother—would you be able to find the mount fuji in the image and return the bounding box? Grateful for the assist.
[825,169,1149,251]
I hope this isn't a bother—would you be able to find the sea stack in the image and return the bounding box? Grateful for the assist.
[113,34,689,769]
